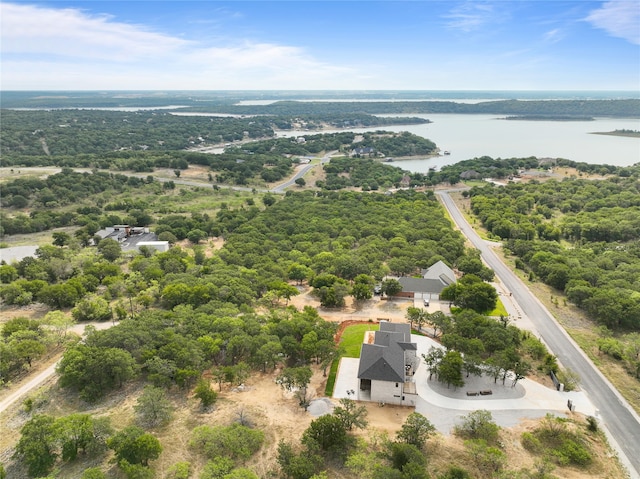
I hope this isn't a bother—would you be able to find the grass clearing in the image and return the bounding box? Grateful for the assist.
[487,297,509,317]
[325,323,379,396]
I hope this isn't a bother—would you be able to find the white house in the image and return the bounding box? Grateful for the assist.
[137,241,170,253]
[357,322,420,406]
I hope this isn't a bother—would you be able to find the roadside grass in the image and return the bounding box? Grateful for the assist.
[447,191,494,241]
[497,248,640,415]
[449,298,507,318]
[325,323,379,397]
[566,329,640,414]
[487,298,508,317]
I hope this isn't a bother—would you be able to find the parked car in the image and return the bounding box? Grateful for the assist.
[424,298,429,307]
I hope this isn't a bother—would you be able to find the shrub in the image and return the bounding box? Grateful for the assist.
[453,410,500,444]
[521,432,543,453]
[166,462,191,479]
[586,416,599,433]
[189,424,264,461]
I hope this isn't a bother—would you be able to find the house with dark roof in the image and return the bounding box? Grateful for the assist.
[351,147,376,157]
[396,260,457,299]
[357,322,419,406]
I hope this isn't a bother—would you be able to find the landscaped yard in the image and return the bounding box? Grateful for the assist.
[325,322,379,396]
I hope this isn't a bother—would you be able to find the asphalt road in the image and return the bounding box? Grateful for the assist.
[0,321,116,414]
[437,190,640,478]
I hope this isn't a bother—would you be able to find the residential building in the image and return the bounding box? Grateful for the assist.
[357,322,420,406]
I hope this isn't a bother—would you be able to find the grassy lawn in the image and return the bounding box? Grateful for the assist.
[487,298,508,317]
[325,323,379,397]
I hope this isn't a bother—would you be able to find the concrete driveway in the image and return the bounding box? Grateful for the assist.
[332,334,596,435]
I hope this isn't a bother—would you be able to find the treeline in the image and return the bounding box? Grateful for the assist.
[0,109,277,157]
[0,109,428,159]
[465,173,640,331]
[319,157,418,190]
[0,169,166,236]
[431,156,638,185]
[352,130,437,157]
[177,99,640,118]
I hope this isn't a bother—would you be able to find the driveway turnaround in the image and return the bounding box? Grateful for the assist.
[333,334,596,435]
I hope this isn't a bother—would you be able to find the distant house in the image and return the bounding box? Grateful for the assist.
[357,322,419,406]
[137,241,170,253]
[93,225,159,251]
[396,260,457,299]
[94,225,133,243]
[351,147,376,157]
[459,170,480,180]
[400,175,412,187]
[538,157,558,167]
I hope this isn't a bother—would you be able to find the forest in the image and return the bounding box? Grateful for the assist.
[2,180,622,478]
[1,95,638,478]
[2,91,638,117]
[0,109,426,158]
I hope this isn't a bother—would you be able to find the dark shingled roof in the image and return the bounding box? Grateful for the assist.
[398,277,448,294]
[357,323,416,382]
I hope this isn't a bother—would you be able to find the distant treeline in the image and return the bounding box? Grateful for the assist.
[503,115,594,121]
[0,109,427,157]
[176,99,640,118]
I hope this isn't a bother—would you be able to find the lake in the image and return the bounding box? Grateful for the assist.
[275,114,640,173]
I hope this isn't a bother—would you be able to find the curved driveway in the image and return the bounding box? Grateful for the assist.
[437,190,640,478]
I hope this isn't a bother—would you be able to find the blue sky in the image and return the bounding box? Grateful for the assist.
[1,1,639,90]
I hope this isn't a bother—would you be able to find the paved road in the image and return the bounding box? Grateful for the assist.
[0,321,116,414]
[437,190,640,478]
[271,152,334,193]
[1,156,332,196]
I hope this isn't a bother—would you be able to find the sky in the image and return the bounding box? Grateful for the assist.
[1,0,639,91]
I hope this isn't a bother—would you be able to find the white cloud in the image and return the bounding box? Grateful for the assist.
[443,1,501,32]
[543,28,565,43]
[0,2,357,89]
[585,0,640,45]
[0,3,190,61]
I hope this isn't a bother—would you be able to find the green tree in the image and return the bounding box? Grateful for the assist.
[97,238,122,261]
[134,385,174,428]
[13,414,58,477]
[333,398,368,431]
[194,378,218,409]
[381,278,402,297]
[187,229,207,244]
[276,366,313,410]
[295,177,306,187]
[396,412,436,449]
[57,344,138,401]
[56,413,112,461]
[454,410,500,444]
[262,194,276,207]
[43,310,76,343]
[107,426,162,466]
[52,231,71,247]
[388,442,427,475]
[189,424,264,461]
[81,468,107,479]
[288,263,312,284]
[0,264,18,283]
[72,294,112,322]
[38,282,80,308]
[302,414,349,455]
[277,440,322,479]
[166,462,191,479]
[437,350,464,388]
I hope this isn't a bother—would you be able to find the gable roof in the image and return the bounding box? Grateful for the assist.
[398,276,449,294]
[422,260,457,285]
[357,322,416,382]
